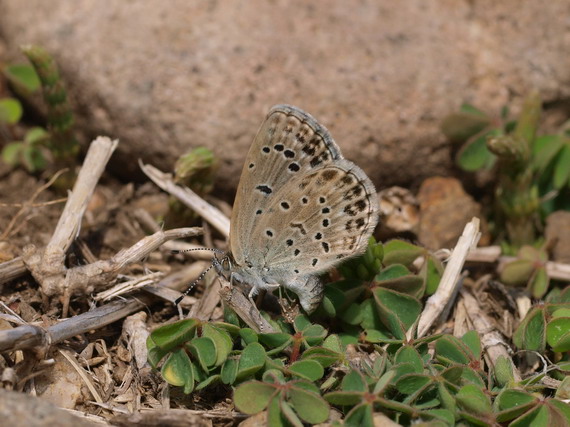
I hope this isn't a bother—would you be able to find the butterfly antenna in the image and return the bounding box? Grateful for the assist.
[174,261,217,305]
[172,247,225,255]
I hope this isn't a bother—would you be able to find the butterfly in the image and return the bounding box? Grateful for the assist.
[213,105,379,313]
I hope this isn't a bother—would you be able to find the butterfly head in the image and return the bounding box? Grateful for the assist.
[213,252,235,282]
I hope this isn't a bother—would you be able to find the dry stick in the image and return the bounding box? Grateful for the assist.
[0,264,204,353]
[416,217,481,338]
[46,227,202,296]
[139,161,230,237]
[132,208,213,260]
[0,257,27,285]
[460,289,522,382]
[94,272,165,302]
[219,277,275,333]
[22,137,118,298]
[467,246,570,281]
[0,298,147,352]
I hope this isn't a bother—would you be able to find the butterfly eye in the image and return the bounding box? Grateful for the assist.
[221,257,232,272]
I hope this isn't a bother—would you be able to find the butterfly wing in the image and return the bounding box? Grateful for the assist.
[230,105,343,266]
[257,158,379,276]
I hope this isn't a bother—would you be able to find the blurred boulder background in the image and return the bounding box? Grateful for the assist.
[1,0,569,195]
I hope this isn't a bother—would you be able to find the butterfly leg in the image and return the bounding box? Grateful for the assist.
[248,283,280,308]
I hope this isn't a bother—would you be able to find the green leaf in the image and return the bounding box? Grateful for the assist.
[1,142,23,165]
[461,330,481,360]
[302,324,327,347]
[376,264,411,280]
[0,98,23,124]
[195,374,221,391]
[423,256,443,295]
[288,384,330,424]
[233,381,276,414]
[373,368,396,394]
[555,376,570,400]
[394,346,424,373]
[461,367,486,387]
[493,355,515,387]
[288,360,324,381]
[186,337,216,371]
[437,381,456,413]
[396,374,432,395]
[529,267,550,298]
[322,333,343,353]
[263,369,286,384]
[259,332,292,354]
[494,389,537,422]
[21,144,47,173]
[363,328,391,343]
[456,384,492,415]
[359,299,385,331]
[344,403,374,427]
[161,349,194,393]
[376,274,425,299]
[460,104,488,117]
[147,318,199,352]
[279,399,303,427]
[301,346,342,368]
[457,130,498,171]
[266,396,287,427]
[341,302,364,325]
[440,365,464,386]
[390,363,419,384]
[146,345,169,368]
[24,127,49,144]
[220,357,238,384]
[533,135,565,172]
[546,316,570,351]
[324,391,364,406]
[509,405,549,427]
[238,328,258,345]
[435,335,471,365]
[500,259,535,286]
[440,109,490,143]
[373,288,422,338]
[383,240,425,267]
[4,64,41,92]
[236,342,266,380]
[421,408,455,425]
[293,314,311,332]
[554,145,570,188]
[202,323,233,366]
[548,397,570,421]
[513,307,546,351]
[342,369,368,392]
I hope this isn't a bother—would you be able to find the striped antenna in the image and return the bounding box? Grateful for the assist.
[173,248,224,305]
[172,247,225,255]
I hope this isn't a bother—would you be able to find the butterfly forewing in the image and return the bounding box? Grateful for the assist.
[230,105,343,265]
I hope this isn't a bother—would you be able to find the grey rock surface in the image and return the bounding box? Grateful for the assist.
[1,0,569,194]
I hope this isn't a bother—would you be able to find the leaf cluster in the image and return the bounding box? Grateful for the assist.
[1,45,78,180]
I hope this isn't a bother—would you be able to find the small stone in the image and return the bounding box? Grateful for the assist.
[377,186,420,238]
[417,176,488,250]
[545,211,570,263]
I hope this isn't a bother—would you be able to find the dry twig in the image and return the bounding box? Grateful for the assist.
[416,217,481,338]
[139,161,230,238]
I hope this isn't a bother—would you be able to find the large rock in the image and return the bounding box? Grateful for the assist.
[1,1,569,193]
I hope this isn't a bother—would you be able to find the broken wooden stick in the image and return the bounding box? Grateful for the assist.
[416,217,481,338]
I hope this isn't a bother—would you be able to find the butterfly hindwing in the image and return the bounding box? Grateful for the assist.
[257,159,378,275]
